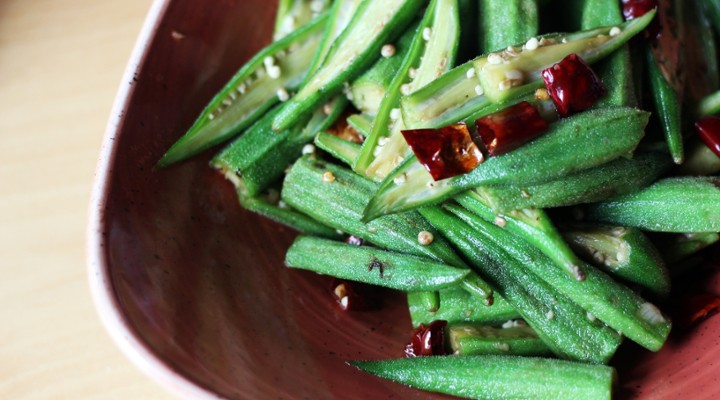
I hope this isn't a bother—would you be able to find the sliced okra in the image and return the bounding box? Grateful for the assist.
[313,131,362,167]
[356,0,460,180]
[447,322,551,356]
[157,14,328,167]
[562,224,670,298]
[477,0,539,53]
[345,113,372,138]
[421,206,623,363]
[447,205,671,352]
[350,356,616,400]
[456,191,586,281]
[272,0,426,131]
[233,184,340,239]
[212,96,346,197]
[285,236,469,291]
[472,150,671,213]
[348,19,415,116]
[408,287,520,327]
[281,157,494,303]
[583,177,720,233]
[364,107,649,220]
[274,0,332,40]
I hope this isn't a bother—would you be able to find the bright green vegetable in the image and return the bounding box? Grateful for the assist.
[274,0,331,40]
[448,323,551,356]
[478,0,539,53]
[351,355,616,400]
[313,131,361,167]
[408,287,520,327]
[647,47,684,164]
[583,177,720,232]
[286,236,469,290]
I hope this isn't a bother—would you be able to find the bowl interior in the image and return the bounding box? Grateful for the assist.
[94,1,720,399]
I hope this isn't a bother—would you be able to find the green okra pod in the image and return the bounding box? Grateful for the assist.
[272,0,427,131]
[274,0,331,40]
[350,355,616,400]
[356,0,460,180]
[365,107,649,220]
[471,150,671,213]
[448,205,671,351]
[286,236,469,291]
[562,224,670,298]
[583,177,720,232]
[422,207,623,363]
[158,14,328,167]
[281,157,494,302]
[408,287,519,327]
[646,47,684,164]
[447,323,551,356]
[477,0,539,53]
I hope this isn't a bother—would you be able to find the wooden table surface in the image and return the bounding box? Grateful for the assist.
[0,0,175,398]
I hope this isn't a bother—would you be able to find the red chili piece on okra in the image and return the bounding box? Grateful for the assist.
[695,116,720,158]
[404,320,448,357]
[621,0,658,21]
[542,54,607,117]
[474,101,549,157]
[402,123,484,181]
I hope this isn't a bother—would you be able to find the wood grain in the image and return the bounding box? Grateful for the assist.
[0,0,174,398]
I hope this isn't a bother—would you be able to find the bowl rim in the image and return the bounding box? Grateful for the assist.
[86,0,221,398]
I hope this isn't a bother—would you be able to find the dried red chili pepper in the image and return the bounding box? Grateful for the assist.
[475,101,549,156]
[404,320,448,357]
[621,0,658,21]
[402,123,484,181]
[674,293,720,329]
[542,54,607,117]
[695,116,720,159]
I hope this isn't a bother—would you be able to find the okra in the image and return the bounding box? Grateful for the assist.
[281,157,494,302]
[285,236,469,291]
[422,207,622,363]
[447,323,551,356]
[212,97,346,197]
[274,0,331,40]
[408,287,519,327]
[348,20,415,116]
[157,14,327,166]
[477,0,539,53]
[356,0,460,180]
[696,90,720,118]
[345,113,372,138]
[350,355,616,400]
[272,0,426,131]
[456,192,586,281]
[581,0,637,108]
[364,107,649,220]
[233,185,340,239]
[470,150,671,213]
[646,47,684,164]
[313,131,361,167]
[448,205,671,351]
[562,224,670,298]
[583,177,720,232]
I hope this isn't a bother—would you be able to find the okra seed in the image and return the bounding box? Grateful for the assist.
[505,69,523,81]
[586,312,596,322]
[494,216,507,228]
[408,67,418,79]
[422,27,432,41]
[546,310,555,320]
[498,79,513,91]
[229,91,237,100]
[488,53,503,64]
[466,68,475,79]
[381,44,396,58]
[400,83,412,96]
[418,231,434,245]
[505,46,519,57]
[278,200,288,209]
[394,155,404,165]
[208,112,216,120]
[255,68,265,78]
[609,27,621,36]
[340,296,349,310]
[301,144,315,155]
[638,302,666,324]
[390,108,401,120]
[310,0,325,13]
[378,136,391,146]
[322,171,336,183]
[276,87,290,102]
[393,174,407,185]
[525,37,539,51]
[474,85,484,96]
[222,99,232,106]
[263,56,275,68]
[267,65,282,79]
[237,83,247,94]
[373,147,383,157]
[322,103,333,115]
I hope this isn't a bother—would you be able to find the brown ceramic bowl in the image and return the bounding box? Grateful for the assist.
[88,0,720,398]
